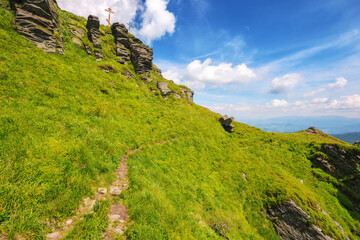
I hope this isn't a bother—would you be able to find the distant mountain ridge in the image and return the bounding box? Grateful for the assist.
[332,132,360,144]
[242,116,360,134]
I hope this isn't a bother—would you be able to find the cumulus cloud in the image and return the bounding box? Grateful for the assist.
[57,0,175,44]
[328,76,348,89]
[183,58,256,89]
[162,69,182,84]
[57,0,140,25]
[207,94,360,119]
[269,73,302,94]
[270,99,288,107]
[136,0,176,44]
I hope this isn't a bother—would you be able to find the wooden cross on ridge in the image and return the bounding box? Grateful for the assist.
[127,21,132,31]
[105,7,115,26]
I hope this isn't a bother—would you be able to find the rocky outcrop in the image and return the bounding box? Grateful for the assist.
[11,0,64,54]
[157,82,171,99]
[180,88,194,102]
[219,115,234,133]
[86,15,103,60]
[267,199,334,240]
[354,141,360,146]
[313,144,360,193]
[111,23,130,63]
[130,39,153,75]
[305,126,322,135]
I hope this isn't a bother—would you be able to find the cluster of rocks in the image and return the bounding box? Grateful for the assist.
[156,82,194,101]
[267,199,334,240]
[219,115,234,133]
[10,0,64,54]
[10,2,194,101]
[86,15,103,60]
[111,22,153,75]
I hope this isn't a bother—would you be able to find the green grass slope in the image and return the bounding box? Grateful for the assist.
[1,1,360,239]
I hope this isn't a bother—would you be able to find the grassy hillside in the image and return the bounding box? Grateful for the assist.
[1,1,360,239]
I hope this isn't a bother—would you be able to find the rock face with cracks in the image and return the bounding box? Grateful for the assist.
[10,0,64,54]
[267,199,334,240]
[111,23,130,62]
[130,38,153,75]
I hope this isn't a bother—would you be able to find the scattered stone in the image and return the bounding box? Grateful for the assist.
[219,115,234,133]
[69,25,86,38]
[180,87,194,102]
[115,57,125,64]
[72,37,82,46]
[65,219,73,225]
[267,199,334,240]
[140,75,152,83]
[173,92,181,99]
[99,64,118,73]
[353,141,360,146]
[109,186,122,196]
[157,82,171,99]
[46,231,62,240]
[83,43,92,55]
[94,49,103,61]
[122,70,134,79]
[11,0,64,54]
[98,187,107,194]
[242,173,248,182]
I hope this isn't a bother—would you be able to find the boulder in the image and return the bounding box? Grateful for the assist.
[305,126,322,134]
[11,0,64,54]
[157,82,171,99]
[353,141,360,146]
[130,42,153,75]
[267,199,334,240]
[219,115,234,133]
[180,87,194,102]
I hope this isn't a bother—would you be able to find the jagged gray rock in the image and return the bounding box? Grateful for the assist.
[180,87,194,102]
[130,41,153,75]
[11,0,64,54]
[111,23,130,62]
[219,115,234,133]
[86,15,103,60]
[267,199,334,240]
[86,15,101,48]
[157,82,171,99]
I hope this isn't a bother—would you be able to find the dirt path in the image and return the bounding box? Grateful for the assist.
[46,138,176,240]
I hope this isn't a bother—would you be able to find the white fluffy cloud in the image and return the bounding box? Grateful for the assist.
[269,73,302,94]
[183,58,256,89]
[207,94,360,119]
[270,99,288,107]
[328,76,348,89]
[162,69,182,84]
[303,88,325,98]
[57,0,175,44]
[135,0,175,44]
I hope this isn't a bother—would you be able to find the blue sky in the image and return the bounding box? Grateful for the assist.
[58,0,360,120]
